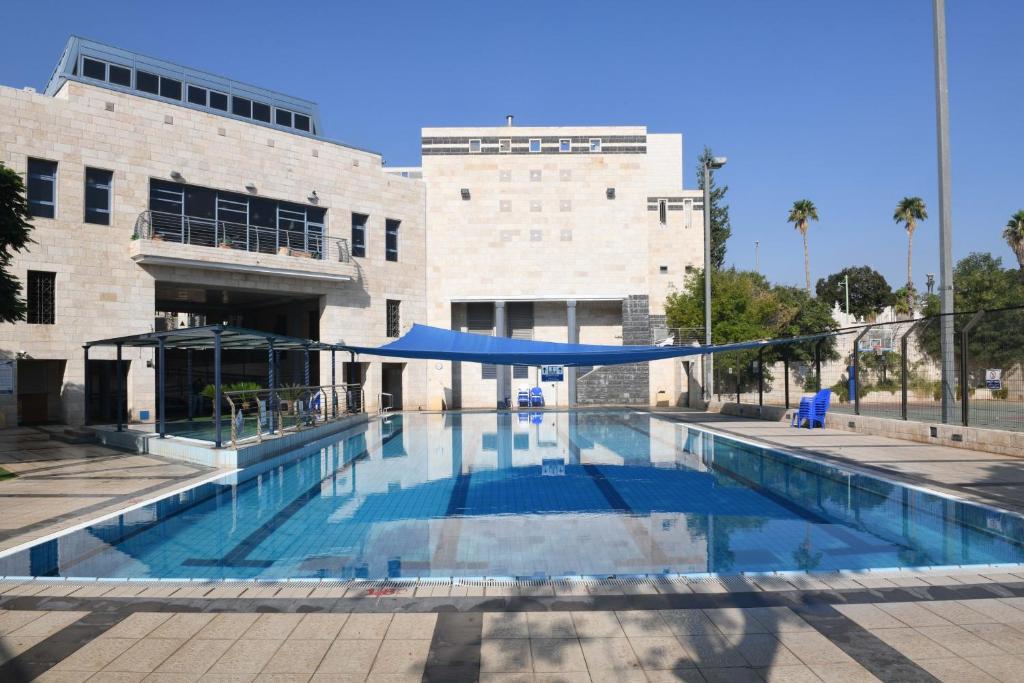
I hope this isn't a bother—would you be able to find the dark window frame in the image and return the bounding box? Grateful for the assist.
[27,271,56,325]
[108,64,132,87]
[385,219,400,262]
[84,167,113,225]
[386,299,401,337]
[252,101,271,123]
[232,96,252,118]
[351,213,367,258]
[293,113,311,132]
[82,57,106,81]
[27,158,57,219]
[187,85,207,106]
[208,90,228,111]
[159,76,182,100]
[135,70,159,95]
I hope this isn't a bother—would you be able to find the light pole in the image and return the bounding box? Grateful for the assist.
[843,274,850,316]
[932,0,956,422]
[754,240,760,274]
[703,155,727,403]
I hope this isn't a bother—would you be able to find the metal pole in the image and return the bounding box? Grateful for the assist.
[331,348,336,418]
[814,339,823,391]
[158,337,166,438]
[757,348,764,408]
[754,240,760,274]
[844,275,850,316]
[115,343,123,432]
[213,330,222,448]
[566,300,577,407]
[853,325,874,416]
[960,310,985,427]
[186,348,193,422]
[933,0,956,423]
[303,345,310,387]
[703,163,713,403]
[901,328,910,420]
[267,341,275,435]
[783,351,790,409]
[82,346,90,426]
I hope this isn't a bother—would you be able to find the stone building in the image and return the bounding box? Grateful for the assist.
[0,37,704,426]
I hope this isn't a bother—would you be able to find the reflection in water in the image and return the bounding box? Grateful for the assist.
[2,410,1023,580]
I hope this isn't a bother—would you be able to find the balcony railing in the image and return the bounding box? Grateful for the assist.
[134,210,350,263]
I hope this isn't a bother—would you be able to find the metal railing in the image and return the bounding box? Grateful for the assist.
[652,326,705,346]
[711,307,1024,432]
[223,383,365,447]
[134,210,351,263]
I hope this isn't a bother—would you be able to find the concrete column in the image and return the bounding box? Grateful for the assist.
[495,300,508,408]
[567,300,578,406]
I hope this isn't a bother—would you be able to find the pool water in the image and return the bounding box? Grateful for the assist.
[3,410,1023,580]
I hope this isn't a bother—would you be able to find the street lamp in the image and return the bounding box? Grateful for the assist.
[703,155,727,403]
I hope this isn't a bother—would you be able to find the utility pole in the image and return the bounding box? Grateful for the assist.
[844,274,850,316]
[933,0,956,422]
[702,156,727,403]
[754,240,760,274]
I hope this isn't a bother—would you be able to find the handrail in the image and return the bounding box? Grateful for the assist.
[134,210,351,263]
[378,392,393,414]
[223,383,364,447]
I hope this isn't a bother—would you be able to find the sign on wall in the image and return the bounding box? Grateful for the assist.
[541,365,564,382]
[985,369,1003,391]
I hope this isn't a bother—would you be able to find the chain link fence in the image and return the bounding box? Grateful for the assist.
[712,306,1024,432]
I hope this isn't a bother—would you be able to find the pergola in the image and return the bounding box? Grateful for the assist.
[84,325,351,447]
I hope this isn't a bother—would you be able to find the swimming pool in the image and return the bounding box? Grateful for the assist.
[2,410,1023,580]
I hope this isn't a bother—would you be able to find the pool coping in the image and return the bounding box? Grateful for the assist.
[3,411,1023,586]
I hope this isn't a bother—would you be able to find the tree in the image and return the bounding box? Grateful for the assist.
[786,199,818,293]
[696,147,732,270]
[0,163,35,322]
[815,266,894,320]
[1004,209,1024,270]
[893,197,927,312]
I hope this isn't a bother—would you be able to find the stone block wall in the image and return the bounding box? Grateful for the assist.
[578,295,651,405]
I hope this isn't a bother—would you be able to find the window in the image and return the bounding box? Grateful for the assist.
[27,271,55,325]
[135,70,159,95]
[232,97,252,118]
[187,85,207,106]
[559,138,571,153]
[659,199,667,225]
[386,300,401,337]
[208,91,228,111]
[84,168,113,225]
[499,138,511,153]
[385,219,400,262]
[252,101,271,123]
[351,213,367,258]
[82,58,106,80]
[108,64,132,87]
[589,138,602,152]
[275,108,292,127]
[529,138,541,153]
[159,77,182,100]
[513,365,529,379]
[294,114,311,132]
[469,139,481,153]
[27,158,57,219]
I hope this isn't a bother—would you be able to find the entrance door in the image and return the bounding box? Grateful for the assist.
[381,363,404,411]
[86,360,129,424]
[17,359,66,425]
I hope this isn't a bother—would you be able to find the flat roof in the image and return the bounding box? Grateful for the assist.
[85,324,344,352]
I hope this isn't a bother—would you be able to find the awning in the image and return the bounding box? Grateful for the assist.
[344,324,830,367]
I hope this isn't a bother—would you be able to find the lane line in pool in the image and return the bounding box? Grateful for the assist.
[580,464,633,513]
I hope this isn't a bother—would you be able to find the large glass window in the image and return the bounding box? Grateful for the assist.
[159,77,182,100]
[385,219,400,262]
[187,85,207,106]
[136,71,159,95]
[84,168,113,225]
[232,97,252,118]
[108,64,132,87]
[208,91,228,111]
[27,271,56,325]
[351,213,367,258]
[82,58,106,80]
[149,179,184,215]
[275,109,292,127]
[252,102,271,123]
[293,114,311,132]
[27,159,57,219]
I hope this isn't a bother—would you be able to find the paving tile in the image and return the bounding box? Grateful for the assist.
[958,599,1024,624]
[726,633,802,667]
[0,609,47,634]
[697,666,761,683]
[261,639,331,674]
[615,610,673,637]
[336,613,392,640]
[88,672,148,682]
[289,614,349,641]
[384,613,436,640]
[315,638,382,675]
[588,670,648,683]
[101,613,175,640]
[702,608,767,635]
[367,638,431,676]
[966,654,1024,683]
[774,631,855,665]
[149,614,217,640]
[570,611,624,639]
[807,662,881,682]
[480,638,533,673]
[31,671,93,683]
[7,610,86,638]
[477,674,536,683]
[0,634,45,663]
[526,612,576,638]
[482,612,530,638]
[243,614,303,640]
[529,638,587,673]
[252,675,312,683]
[867,627,956,661]
[533,674,592,683]
[103,638,187,673]
[745,607,815,633]
[643,670,707,682]
[915,625,1009,658]
[141,672,202,682]
[208,639,285,675]
[53,637,139,672]
[920,600,997,625]
[155,638,235,675]
[675,633,740,669]
[194,614,261,640]
[961,622,1024,654]
[831,604,904,630]
[756,664,823,682]
[659,609,719,635]
[875,602,952,628]
[198,675,257,682]
[915,657,1001,682]
[627,635,692,670]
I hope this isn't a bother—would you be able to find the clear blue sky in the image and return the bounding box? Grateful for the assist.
[3,0,1021,292]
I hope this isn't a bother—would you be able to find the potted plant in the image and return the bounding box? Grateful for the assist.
[219,236,234,249]
[278,246,291,256]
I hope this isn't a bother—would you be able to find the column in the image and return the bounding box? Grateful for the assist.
[213,330,222,448]
[567,300,578,406]
[157,337,166,438]
[495,300,508,408]
[82,346,90,426]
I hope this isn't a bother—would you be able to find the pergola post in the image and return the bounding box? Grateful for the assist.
[567,300,578,406]
[115,343,123,432]
[186,348,193,422]
[267,341,276,435]
[83,346,90,426]
[783,351,790,410]
[757,347,764,408]
[303,344,310,387]
[213,330,222,448]
[330,348,337,417]
[158,337,166,438]
[814,339,824,391]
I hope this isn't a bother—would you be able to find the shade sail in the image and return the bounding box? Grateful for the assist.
[344,324,829,367]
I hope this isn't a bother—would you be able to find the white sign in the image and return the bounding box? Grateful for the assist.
[0,360,12,394]
[985,369,1003,390]
[541,365,564,382]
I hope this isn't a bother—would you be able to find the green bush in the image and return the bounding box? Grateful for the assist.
[201,382,262,402]
[992,388,1009,400]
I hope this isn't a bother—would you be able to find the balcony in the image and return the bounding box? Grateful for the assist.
[131,210,356,282]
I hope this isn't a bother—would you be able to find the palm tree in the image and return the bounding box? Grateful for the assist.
[787,199,819,293]
[893,197,928,313]
[1004,210,1024,270]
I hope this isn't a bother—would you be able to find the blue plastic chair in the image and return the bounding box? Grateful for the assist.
[529,386,545,407]
[807,389,832,428]
[517,388,530,408]
[790,397,812,427]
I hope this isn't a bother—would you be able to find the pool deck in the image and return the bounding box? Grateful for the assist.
[0,414,1022,681]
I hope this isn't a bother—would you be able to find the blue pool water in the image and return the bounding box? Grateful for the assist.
[3,410,1023,580]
